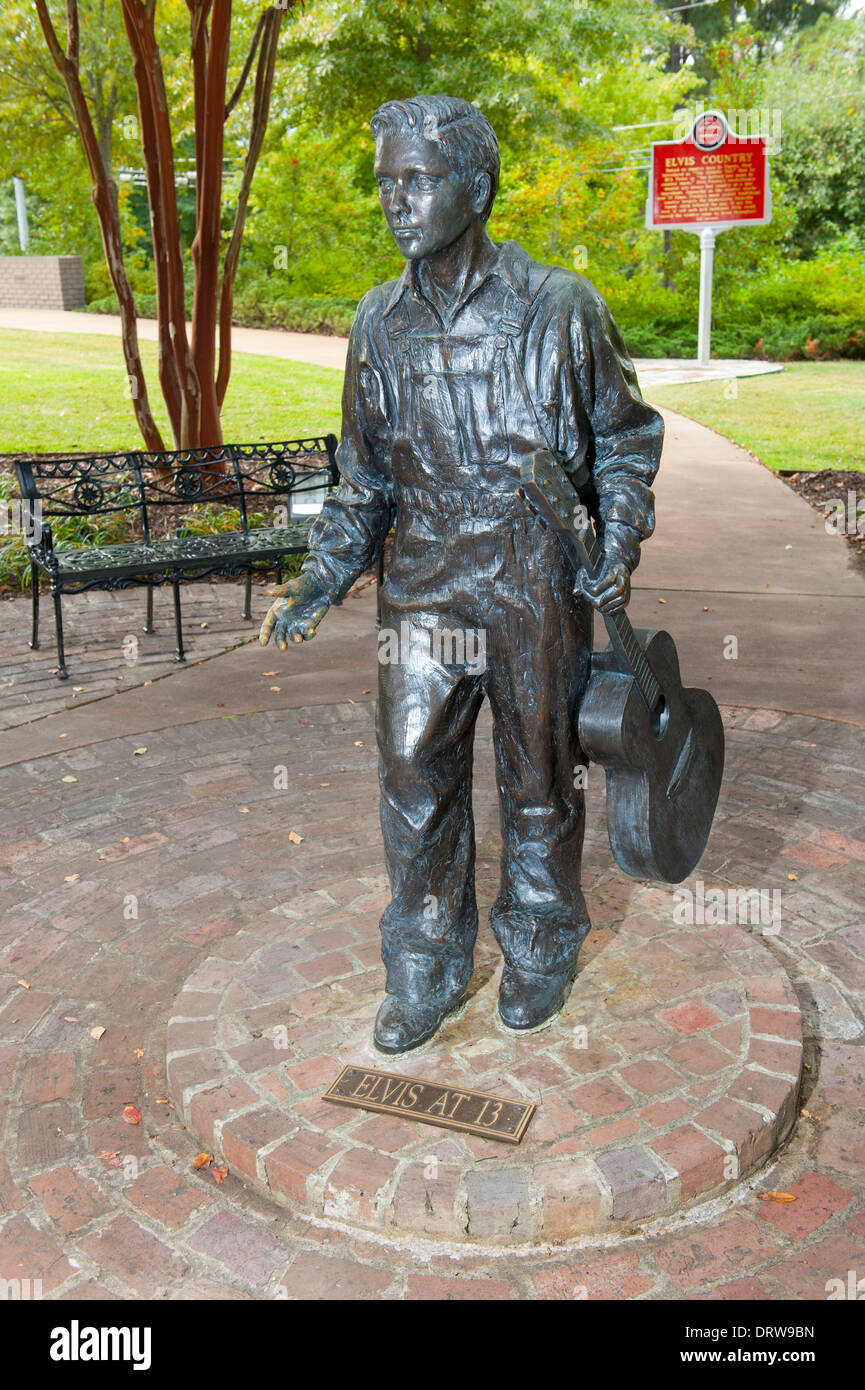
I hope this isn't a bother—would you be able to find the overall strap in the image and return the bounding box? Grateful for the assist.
[499,266,593,497]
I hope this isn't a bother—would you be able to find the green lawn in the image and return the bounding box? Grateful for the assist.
[2,329,862,476]
[648,361,865,473]
[0,328,344,454]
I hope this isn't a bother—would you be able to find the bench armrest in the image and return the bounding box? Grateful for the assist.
[31,518,58,569]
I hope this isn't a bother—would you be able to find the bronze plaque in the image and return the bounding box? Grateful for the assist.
[322,1065,535,1144]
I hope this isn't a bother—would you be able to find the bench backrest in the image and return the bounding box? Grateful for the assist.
[14,436,340,543]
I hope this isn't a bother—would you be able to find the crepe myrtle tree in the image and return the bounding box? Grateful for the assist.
[34,0,292,451]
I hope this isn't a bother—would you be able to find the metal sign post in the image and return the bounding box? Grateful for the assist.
[646,111,771,365]
[13,177,29,252]
[697,226,716,367]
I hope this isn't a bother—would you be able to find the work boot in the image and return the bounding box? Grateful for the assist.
[497,962,577,1030]
[373,991,465,1054]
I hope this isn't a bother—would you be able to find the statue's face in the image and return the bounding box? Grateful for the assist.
[374,129,485,260]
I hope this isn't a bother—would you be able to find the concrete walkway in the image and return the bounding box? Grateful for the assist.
[0,308,785,387]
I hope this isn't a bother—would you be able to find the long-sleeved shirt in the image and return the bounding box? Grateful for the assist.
[302,237,664,603]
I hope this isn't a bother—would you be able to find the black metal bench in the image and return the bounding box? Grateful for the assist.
[13,436,339,681]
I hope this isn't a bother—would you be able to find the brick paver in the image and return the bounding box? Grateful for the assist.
[0,600,862,1294]
[165,867,801,1241]
[0,579,263,731]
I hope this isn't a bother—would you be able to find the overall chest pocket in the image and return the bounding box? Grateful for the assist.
[407,334,510,465]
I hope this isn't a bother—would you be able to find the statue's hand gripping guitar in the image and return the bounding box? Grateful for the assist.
[518,450,725,884]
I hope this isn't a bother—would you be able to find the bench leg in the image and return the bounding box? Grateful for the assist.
[275,560,283,586]
[144,585,154,634]
[52,587,69,681]
[242,569,252,622]
[29,562,39,650]
[172,580,185,663]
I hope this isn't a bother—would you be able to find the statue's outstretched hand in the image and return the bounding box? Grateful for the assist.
[258,572,331,650]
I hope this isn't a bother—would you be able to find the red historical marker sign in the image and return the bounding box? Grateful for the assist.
[646,112,770,231]
[645,109,772,364]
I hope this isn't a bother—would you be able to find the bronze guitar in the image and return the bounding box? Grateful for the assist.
[518,450,725,884]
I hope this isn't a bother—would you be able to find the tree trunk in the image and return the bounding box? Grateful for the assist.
[121,0,202,449]
[35,0,165,451]
[123,8,184,446]
[190,0,232,447]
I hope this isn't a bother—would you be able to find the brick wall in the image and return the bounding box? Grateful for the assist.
[0,255,86,310]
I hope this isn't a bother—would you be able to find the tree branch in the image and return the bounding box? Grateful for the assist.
[225,10,265,120]
[65,0,80,70]
[217,5,285,407]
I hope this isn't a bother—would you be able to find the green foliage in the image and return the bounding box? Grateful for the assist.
[230,281,358,335]
[610,240,865,359]
[761,15,865,257]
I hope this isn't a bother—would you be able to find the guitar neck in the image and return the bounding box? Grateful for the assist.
[574,523,661,713]
[519,453,662,713]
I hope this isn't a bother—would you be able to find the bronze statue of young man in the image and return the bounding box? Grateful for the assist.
[260,95,664,1054]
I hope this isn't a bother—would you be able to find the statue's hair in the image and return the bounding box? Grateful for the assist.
[370,95,500,221]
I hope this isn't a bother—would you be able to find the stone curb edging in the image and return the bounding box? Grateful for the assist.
[166,912,802,1248]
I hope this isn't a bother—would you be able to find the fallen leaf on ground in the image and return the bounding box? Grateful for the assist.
[200,622,208,628]
[63,1016,79,1023]
[64,873,80,883]
[58,733,68,739]
[658,597,667,604]
[212,1165,228,1185]
[757,1191,796,1202]
[62,775,77,783]
[239,807,250,814]
[17,979,30,990]
[99,1151,121,1165]
[133,1047,145,1058]
[288,829,303,844]
[262,671,278,676]
[133,747,147,756]
[787,873,799,881]
[362,689,371,694]
[122,1105,142,1125]
[90,1026,106,1040]
[270,686,281,692]
[155,1097,171,1105]
[193,1152,213,1170]
[354,741,364,747]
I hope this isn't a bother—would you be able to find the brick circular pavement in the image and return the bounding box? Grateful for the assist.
[167,883,802,1246]
[2,688,863,1297]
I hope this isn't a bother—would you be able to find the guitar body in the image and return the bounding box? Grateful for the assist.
[578,628,725,883]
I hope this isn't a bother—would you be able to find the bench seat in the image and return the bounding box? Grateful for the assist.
[50,522,317,579]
